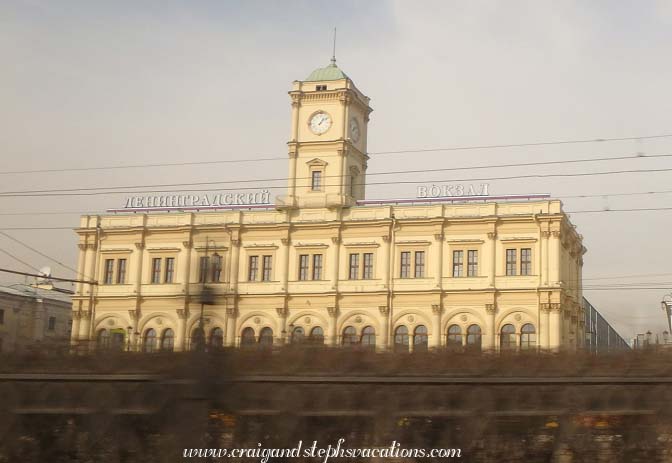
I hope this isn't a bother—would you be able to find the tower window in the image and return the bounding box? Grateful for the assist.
[316,85,327,91]
[311,171,323,191]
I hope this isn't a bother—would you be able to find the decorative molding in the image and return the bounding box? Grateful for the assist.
[331,236,341,245]
[487,232,497,240]
[382,235,390,243]
[379,306,390,316]
[231,239,241,247]
[182,241,193,249]
[550,303,561,312]
[134,242,145,250]
[176,309,189,320]
[540,303,552,313]
[551,231,561,238]
[327,306,339,317]
[80,311,91,320]
[281,238,291,246]
[343,241,379,249]
[485,304,497,315]
[276,307,289,317]
[431,304,443,315]
[433,234,445,242]
[541,231,552,238]
[77,243,86,251]
[72,310,82,320]
[226,307,238,317]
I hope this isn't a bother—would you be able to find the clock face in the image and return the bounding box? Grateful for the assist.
[349,117,361,143]
[309,111,332,135]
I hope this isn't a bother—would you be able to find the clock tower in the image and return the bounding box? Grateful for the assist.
[277,59,373,210]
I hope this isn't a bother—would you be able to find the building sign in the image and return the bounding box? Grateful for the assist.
[121,190,272,210]
[417,183,490,199]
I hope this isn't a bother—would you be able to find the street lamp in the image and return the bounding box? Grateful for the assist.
[661,294,672,334]
[126,326,133,352]
[197,239,218,352]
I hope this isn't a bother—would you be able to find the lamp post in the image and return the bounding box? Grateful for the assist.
[661,293,672,334]
[126,326,132,352]
[197,238,219,352]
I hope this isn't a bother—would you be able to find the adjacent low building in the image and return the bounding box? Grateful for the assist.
[0,282,72,353]
[71,60,587,352]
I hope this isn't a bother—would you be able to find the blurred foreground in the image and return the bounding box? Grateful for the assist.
[2,349,672,462]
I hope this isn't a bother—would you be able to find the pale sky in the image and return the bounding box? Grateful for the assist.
[1,0,672,341]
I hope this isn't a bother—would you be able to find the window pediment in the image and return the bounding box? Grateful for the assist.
[306,158,328,167]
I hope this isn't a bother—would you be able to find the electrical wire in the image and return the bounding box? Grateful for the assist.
[0,231,86,279]
[0,248,42,273]
[3,166,672,198]
[1,132,670,176]
[2,152,672,196]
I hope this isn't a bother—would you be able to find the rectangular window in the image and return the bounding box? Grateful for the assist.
[116,258,127,284]
[48,316,56,331]
[103,259,114,285]
[198,256,209,283]
[348,253,360,280]
[312,254,323,280]
[521,248,532,276]
[400,251,411,278]
[211,254,222,282]
[164,257,175,283]
[151,258,162,284]
[311,171,322,191]
[467,250,478,277]
[248,256,259,281]
[0,309,4,325]
[506,249,517,276]
[262,255,272,281]
[363,253,374,279]
[452,250,464,277]
[316,84,327,91]
[299,254,309,281]
[415,251,425,278]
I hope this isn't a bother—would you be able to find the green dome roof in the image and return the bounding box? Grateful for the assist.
[305,60,348,81]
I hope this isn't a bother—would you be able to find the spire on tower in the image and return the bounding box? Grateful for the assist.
[330,27,337,65]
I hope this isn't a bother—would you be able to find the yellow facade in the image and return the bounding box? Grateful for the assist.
[72,61,586,352]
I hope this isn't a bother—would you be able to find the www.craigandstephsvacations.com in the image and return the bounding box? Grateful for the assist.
[183,439,462,461]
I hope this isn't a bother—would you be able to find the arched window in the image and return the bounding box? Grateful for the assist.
[309,326,324,345]
[394,326,409,353]
[342,326,357,346]
[291,326,305,344]
[520,324,537,350]
[259,327,274,347]
[240,327,256,347]
[414,325,428,352]
[500,324,516,350]
[161,328,174,352]
[210,327,224,349]
[447,325,462,347]
[466,324,482,351]
[143,328,157,353]
[97,329,110,349]
[191,327,205,351]
[361,326,376,350]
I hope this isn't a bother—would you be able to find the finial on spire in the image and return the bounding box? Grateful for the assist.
[331,27,337,65]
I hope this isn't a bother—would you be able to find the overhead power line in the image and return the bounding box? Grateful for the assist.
[3,189,672,217]
[1,132,670,176]
[0,248,42,273]
[1,152,671,196]
[0,267,96,285]
[3,166,672,198]
[2,205,672,231]
[0,231,86,279]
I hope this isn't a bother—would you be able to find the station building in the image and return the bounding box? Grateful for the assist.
[71,60,586,352]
